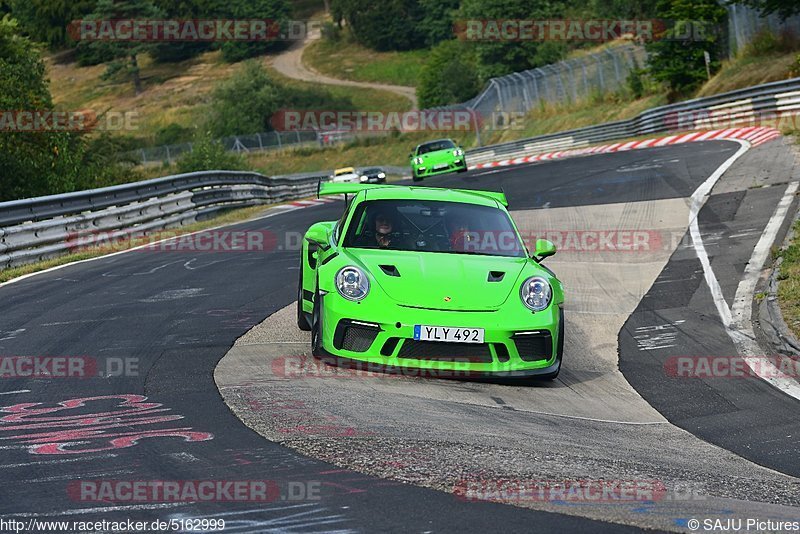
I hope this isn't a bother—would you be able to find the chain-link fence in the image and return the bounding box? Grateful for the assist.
[726,3,800,55]
[131,130,325,165]
[434,43,646,144]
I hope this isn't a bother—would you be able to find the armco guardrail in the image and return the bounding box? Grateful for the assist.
[465,77,800,165]
[0,171,330,270]
[3,78,797,270]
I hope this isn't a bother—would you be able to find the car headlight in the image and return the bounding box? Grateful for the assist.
[360,175,368,182]
[413,157,424,165]
[378,172,386,178]
[453,148,464,156]
[520,276,552,312]
[336,266,370,301]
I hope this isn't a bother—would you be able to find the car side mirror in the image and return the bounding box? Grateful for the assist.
[305,223,330,250]
[533,239,556,260]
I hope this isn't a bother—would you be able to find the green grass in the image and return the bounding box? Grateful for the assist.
[777,219,800,339]
[303,37,425,87]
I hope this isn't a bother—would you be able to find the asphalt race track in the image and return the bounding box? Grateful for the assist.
[1,139,799,533]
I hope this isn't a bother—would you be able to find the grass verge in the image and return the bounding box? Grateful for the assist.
[777,218,800,339]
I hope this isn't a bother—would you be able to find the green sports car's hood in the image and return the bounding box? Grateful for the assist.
[411,148,458,165]
[348,249,528,310]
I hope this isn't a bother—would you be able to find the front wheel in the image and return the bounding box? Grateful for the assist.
[412,174,423,182]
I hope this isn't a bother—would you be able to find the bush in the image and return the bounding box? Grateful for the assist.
[176,132,246,173]
[207,61,284,137]
[207,61,356,137]
[790,54,800,77]
[330,0,424,51]
[645,0,728,98]
[741,29,800,57]
[155,123,194,146]
[417,40,481,108]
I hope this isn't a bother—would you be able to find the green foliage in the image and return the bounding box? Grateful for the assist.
[149,0,212,62]
[790,54,800,77]
[8,0,97,48]
[207,61,355,137]
[741,29,800,57]
[219,0,291,62]
[460,0,568,82]
[0,17,139,201]
[176,131,246,173]
[77,0,163,94]
[207,61,283,137]
[417,39,480,108]
[645,0,728,99]
[154,123,193,145]
[330,0,424,51]
[417,0,459,48]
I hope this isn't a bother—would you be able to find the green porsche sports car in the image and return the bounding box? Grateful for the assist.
[297,182,564,379]
[409,139,468,181]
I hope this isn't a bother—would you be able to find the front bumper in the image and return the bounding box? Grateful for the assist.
[412,158,467,178]
[317,294,562,377]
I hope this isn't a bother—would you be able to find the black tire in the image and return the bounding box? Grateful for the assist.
[457,166,468,173]
[540,310,564,380]
[311,285,324,357]
[296,259,311,331]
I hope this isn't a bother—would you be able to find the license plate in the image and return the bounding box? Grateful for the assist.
[414,325,484,344]
[433,163,449,170]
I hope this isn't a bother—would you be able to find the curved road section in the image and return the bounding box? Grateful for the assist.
[0,139,798,532]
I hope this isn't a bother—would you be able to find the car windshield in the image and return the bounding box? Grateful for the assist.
[417,140,455,155]
[343,199,525,257]
[363,168,383,174]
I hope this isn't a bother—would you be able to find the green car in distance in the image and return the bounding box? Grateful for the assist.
[410,139,468,181]
[297,182,565,379]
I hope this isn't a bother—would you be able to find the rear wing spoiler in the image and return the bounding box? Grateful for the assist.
[317,181,508,207]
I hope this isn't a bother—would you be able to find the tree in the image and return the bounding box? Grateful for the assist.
[78,0,163,94]
[729,0,800,20]
[0,16,83,200]
[217,0,291,62]
[331,0,424,51]
[418,39,481,108]
[460,0,567,82]
[207,61,283,136]
[8,0,98,48]
[645,0,727,98]
[417,0,459,48]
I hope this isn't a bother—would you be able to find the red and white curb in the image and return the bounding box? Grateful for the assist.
[469,127,782,171]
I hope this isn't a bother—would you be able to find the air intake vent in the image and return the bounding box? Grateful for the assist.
[488,271,505,282]
[380,265,401,277]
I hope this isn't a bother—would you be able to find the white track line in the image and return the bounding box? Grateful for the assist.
[689,140,800,401]
[0,390,29,395]
[730,181,800,399]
